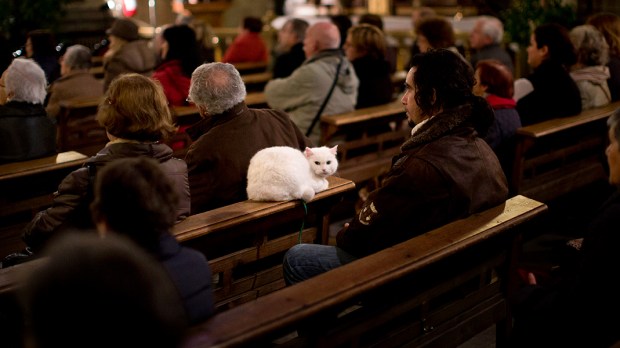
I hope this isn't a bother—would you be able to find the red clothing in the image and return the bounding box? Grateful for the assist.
[222,32,268,63]
[152,60,191,107]
[486,94,516,110]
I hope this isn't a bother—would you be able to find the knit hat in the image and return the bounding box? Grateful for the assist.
[107,19,139,41]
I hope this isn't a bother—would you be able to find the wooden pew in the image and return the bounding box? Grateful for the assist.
[320,99,409,185]
[510,101,620,202]
[89,65,104,79]
[182,195,547,348]
[0,177,355,338]
[0,151,88,258]
[172,176,355,312]
[56,96,107,156]
[232,61,268,74]
[241,72,272,92]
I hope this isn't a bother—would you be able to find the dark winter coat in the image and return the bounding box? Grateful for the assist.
[337,100,508,257]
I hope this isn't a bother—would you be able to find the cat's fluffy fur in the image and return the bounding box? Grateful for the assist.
[246,145,338,202]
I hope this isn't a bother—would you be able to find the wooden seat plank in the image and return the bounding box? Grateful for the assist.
[183,195,547,348]
[0,151,87,182]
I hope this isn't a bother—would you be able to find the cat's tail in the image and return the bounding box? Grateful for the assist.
[299,186,315,202]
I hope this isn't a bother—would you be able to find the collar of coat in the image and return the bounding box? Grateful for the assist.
[186,102,247,141]
[401,103,474,151]
[305,48,343,65]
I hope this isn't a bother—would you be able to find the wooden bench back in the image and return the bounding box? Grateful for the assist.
[56,97,107,156]
[320,100,409,185]
[510,101,620,201]
[182,195,547,347]
[232,61,268,75]
[0,177,355,330]
[172,176,355,311]
[0,151,88,258]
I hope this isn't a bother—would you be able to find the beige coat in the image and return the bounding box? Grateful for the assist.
[45,71,104,119]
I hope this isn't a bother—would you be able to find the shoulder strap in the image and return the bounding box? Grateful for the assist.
[306,56,344,138]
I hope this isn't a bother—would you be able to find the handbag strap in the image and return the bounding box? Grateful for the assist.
[306,56,344,137]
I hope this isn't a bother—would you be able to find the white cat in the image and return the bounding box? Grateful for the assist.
[246,145,339,202]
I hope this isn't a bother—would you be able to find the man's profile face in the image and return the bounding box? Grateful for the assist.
[469,21,486,50]
[278,22,296,51]
[401,68,425,126]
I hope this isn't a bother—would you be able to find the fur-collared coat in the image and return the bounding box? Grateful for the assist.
[337,98,508,257]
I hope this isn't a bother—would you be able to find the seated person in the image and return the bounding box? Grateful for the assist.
[514,23,582,125]
[25,29,61,84]
[330,14,352,49]
[91,157,215,324]
[569,24,612,110]
[222,16,268,64]
[46,44,104,119]
[21,233,188,348]
[408,7,437,66]
[0,58,56,163]
[152,24,201,107]
[414,16,458,54]
[358,13,399,74]
[510,108,620,348]
[587,12,620,102]
[23,74,189,252]
[283,49,508,285]
[272,18,308,78]
[343,24,393,108]
[469,16,514,73]
[103,18,157,91]
[474,59,522,172]
[265,22,359,144]
[185,62,311,213]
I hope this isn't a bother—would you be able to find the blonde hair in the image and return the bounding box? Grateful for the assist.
[97,74,177,142]
[347,24,387,60]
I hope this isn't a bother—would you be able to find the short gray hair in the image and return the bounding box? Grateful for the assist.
[189,62,246,115]
[5,58,47,104]
[570,24,609,66]
[480,16,504,45]
[63,44,92,70]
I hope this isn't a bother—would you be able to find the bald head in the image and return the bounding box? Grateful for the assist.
[303,22,340,58]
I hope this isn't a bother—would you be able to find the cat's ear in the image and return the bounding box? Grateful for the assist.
[304,147,314,158]
[330,145,338,155]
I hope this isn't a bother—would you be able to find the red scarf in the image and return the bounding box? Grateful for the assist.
[486,94,516,110]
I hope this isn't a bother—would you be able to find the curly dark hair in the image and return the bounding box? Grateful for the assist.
[409,48,475,117]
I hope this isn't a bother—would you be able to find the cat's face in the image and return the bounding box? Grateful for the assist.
[305,146,338,178]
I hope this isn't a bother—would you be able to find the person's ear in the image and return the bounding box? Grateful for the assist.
[540,45,549,59]
[197,105,208,118]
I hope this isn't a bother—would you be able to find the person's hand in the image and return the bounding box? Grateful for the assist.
[527,272,537,285]
[338,222,349,234]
